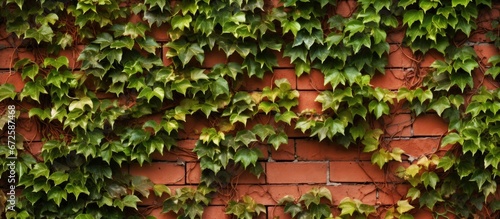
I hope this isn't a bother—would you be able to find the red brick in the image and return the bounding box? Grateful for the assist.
[129,162,185,185]
[388,45,415,68]
[295,139,371,161]
[386,138,440,158]
[376,113,412,137]
[267,206,291,219]
[203,49,228,68]
[477,6,500,30]
[371,69,406,90]
[421,49,444,67]
[26,142,43,159]
[386,28,405,44]
[16,118,41,141]
[149,24,169,42]
[186,162,266,184]
[376,184,410,205]
[329,161,397,183]
[144,207,177,219]
[178,114,211,139]
[473,68,499,90]
[0,48,35,69]
[336,0,357,17]
[273,51,294,68]
[58,45,84,69]
[284,120,309,138]
[211,185,304,205]
[468,32,492,43]
[270,139,295,161]
[295,91,322,113]
[0,71,25,92]
[475,43,499,67]
[328,185,378,205]
[240,69,296,91]
[413,114,448,136]
[202,206,231,219]
[151,140,198,162]
[297,69,332,90]
[266,162,328,184]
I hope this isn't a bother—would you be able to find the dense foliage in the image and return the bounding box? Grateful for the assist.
[0,0,499,218]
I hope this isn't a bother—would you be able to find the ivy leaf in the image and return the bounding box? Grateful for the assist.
[69,97,94,111]
[20,80,47,103]
[44,56,69,71]
[131,175,153,198]
[47,186,67,206]
[268,131,288,150]
[121,194,141,210]
[368,100,389,119]
[282,20,300,36]
[234,147,261,168]
[397,200,415,214]
[403,10,424,27]
[179,43,204,66]
[338,198,357,216]
[344,19,364,34]
[275,111,298,125]
[428,96,450,116]
[0,84,16,102]
[452,0,469,7]
[49,172,69,186]
[65,183,90,199]
[252,124,276,141]
[171,14,192,31]
[421,172,439,189]
[25,25,54,44]
[124,22,148,39]
[110,37,135,50]
[137,37,160,54]
[419,190,443,209]
[441,133,463,147]
[398,0,417,9]
[235,130,257,146]
[30,163,50,178]
[450,71,473,92]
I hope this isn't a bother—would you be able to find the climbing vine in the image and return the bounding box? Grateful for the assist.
[0,0,499,218]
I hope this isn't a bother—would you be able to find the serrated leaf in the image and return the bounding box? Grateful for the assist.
[428,96,450,116]
[47,186,67,206]
[0,84,16,101]
[25,25,54,44]
[171,14,192,31]
[368,100,389,119]
[234,147,261,168]
[421,172,439,189]
[274,111,297,125]
[268,131,288,150]
[403,10,424,27]
[69,97,93,111]
[235,130,257,146]
[124,22,148,39]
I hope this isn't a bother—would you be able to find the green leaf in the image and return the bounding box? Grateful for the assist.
[122,194,141,210]
[75,214,96,219]
[49,172,69,186]
[368,100,389,119]
[403,10,424,27]
[421,172,439,189]
[69,97,93,111]
[25,25,54,44]
[137,37,160,54]
[274,111,298,125]
[47,186,67,206]
[21,63,39,81]
[441,133,463,147]
[452,0,469,7]
[268,131,288,150]
[338,198,357,216]
[43,56,69,70]
[282,20,300,36]
[428,96,450,116]
[171,14,192,31]
[344,19,364,34]
[398,0,417,9]
[234,147,261,168]
[30,163,50,178]
[0,84,16,101]
[252,124,276,141]
[235,130,257,146]
[419,190,443,209]
[397,200,414,214]
[124,22,148,39]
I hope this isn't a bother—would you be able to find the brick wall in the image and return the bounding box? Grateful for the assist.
[1,1,500,219]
